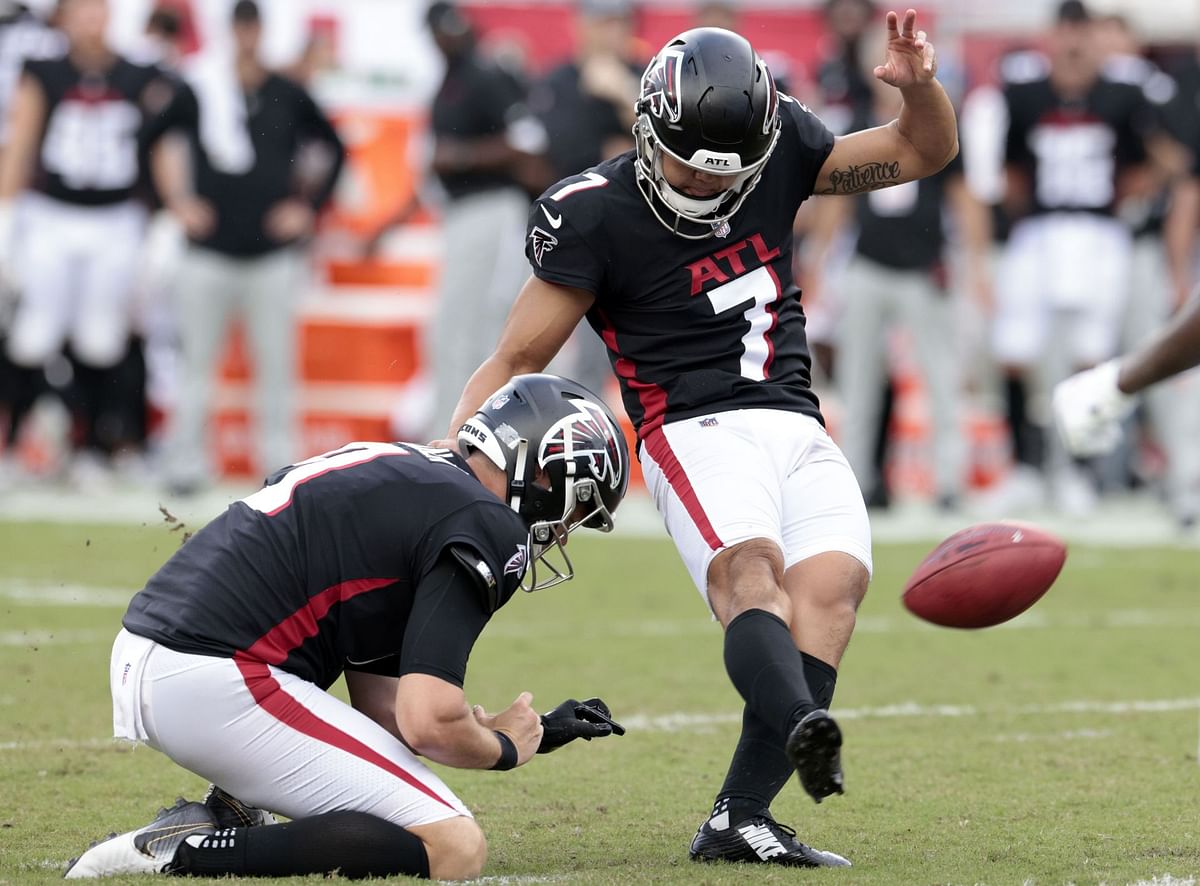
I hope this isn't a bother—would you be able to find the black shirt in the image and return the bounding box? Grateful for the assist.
[525,96,834,439]
[25,54,171,206]
[854,143,962,271]
[1167,55,1200,172]
[1004,72,1149,217]
[532,60,637,181]
[431,51,528,199]
[816,49,874,136]
[123,442,530,690]
[141,72,345,257]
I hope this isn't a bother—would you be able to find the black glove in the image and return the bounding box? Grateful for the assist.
[537,696,625,754]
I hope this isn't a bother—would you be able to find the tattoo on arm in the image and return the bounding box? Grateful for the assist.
[816,160,903,195]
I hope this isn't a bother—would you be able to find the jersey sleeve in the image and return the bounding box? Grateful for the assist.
[20,57,53,97]
[418,500,528,614]
[525,181,607,293]
[139,78,199,149]
[395,549,494,686]
[777,94,835,205]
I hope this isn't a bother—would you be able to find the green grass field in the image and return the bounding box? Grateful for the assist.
[1,518,1198,884]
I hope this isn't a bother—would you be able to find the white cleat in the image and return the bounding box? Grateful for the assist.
[64,799,216,878]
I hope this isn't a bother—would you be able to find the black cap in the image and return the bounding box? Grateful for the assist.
[426,1,471,35]
[1056,0,1090,23]
[232,0,260,24]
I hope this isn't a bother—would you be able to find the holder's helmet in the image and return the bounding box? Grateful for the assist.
[634,27,781,239]
[458,374,629,591]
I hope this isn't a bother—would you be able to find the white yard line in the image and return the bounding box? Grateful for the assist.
[620,697,1200,734]
[486,608,1200,639]
[0,629,107,647]
[3,485,1200,547]
[993,727,1113,743]
[7,696,1198,752]
[0,582,133,607]
[0,737,114,752]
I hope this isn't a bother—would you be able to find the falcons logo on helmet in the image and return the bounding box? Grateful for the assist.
[758,59,778,135]
[529,226,558,266]
[538,400,624,491]
[640,47,684,123]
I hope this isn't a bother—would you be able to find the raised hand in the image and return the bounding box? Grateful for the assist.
[873,9,938,88]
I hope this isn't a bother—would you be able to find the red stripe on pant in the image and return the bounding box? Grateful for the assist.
[233,654,456,812]
[642,426,723,550]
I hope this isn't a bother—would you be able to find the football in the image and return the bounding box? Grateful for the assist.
[901,522,1067,629]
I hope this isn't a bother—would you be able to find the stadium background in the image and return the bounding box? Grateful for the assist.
[0,0,1187,503]
[2,3,1200,883]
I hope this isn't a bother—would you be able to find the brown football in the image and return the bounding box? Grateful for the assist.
[901,522,1067,629]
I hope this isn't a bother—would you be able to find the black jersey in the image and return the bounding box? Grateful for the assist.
[1004,72,1149,217]
[531,59,640,182]
[122,442,530,690]
[25,54,169,206]
[431,52,529,200]
[854,143,962,271]
[139,73,345,257]
[525,96,834,439]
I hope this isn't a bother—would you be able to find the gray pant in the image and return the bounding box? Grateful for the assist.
[165,246,303,486]
[1122,235,1200,518]
[427,187,530,438]
[836,255,965,500]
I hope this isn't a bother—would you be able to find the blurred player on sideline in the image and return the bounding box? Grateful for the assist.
[0,0,168,485]
[990,0,1153,515]
[804,37,991,512]
[64,374,629,881]
[1054,292,1200,459]
[441,9,957,867]
[1094,13,1200,526]
[0,0,60,486]
[420,0,550,439]
[142,0,345,495]
[528,0,640,399]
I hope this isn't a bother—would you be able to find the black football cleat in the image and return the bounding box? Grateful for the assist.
[786,708,845,803]
[63,798,217,878]
[202,784,278,828]
[689,814,851,867]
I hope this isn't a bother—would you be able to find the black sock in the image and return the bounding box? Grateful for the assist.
[1004,375,1044,469]
[172,812,431,880]
[712,652,839,825]
[2,362,44,448]
[712,706,794,826]
[723,609,814,743]
[801,651,837,710]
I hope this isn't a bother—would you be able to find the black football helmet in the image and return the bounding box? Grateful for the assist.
[634,27,781,239]
[457,373,630,591]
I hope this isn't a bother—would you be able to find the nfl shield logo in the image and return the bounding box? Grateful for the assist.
[713,220,731,238]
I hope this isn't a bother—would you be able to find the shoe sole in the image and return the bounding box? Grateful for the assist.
[786,714,844,803]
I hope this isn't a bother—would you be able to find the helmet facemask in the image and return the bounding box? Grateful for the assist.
[502,434,618,593]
